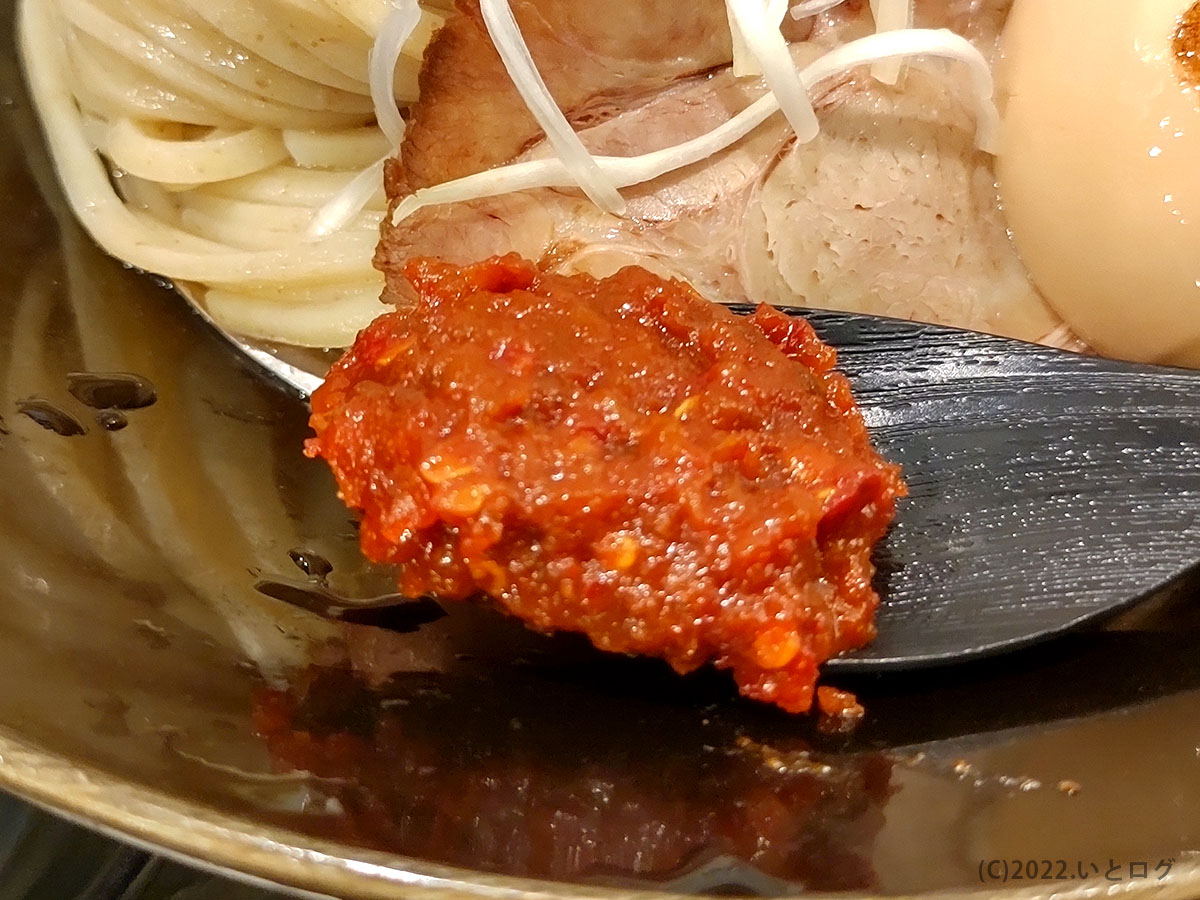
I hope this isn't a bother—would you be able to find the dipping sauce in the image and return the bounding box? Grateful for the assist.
[306,256,904,713]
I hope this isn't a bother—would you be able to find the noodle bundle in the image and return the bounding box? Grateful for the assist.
[19,0,447,348]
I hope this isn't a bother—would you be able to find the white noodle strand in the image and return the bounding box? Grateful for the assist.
[478,0,625,215]
[789,0,847,18]
[869,0,914,85]
[104,120,290,184]
[726,0,819,142]
[307,154,389,239]
[369,0,421,149]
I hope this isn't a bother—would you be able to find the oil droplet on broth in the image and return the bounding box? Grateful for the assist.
[288,547,334,580]
[66,372,157,410]
[17,399,86,436]
[97,410,128,431]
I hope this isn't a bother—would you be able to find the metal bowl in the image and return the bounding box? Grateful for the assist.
[2,3,1200,897]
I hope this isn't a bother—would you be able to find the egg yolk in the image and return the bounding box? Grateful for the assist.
[998,0,1200,366]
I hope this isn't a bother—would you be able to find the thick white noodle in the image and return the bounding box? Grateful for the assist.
[282,126,391,169]
[20,0,439,348]
[104,121,291,184]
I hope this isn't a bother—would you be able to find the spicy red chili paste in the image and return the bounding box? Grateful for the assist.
[306,255,904,713]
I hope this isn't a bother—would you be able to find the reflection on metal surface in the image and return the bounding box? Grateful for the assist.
[15,396,86,435]
[252,660,892,892]
[65,371,158,411]
[175,281,329,399]
[252,578,446,626]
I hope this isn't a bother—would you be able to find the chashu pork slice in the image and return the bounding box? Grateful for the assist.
[737,64,1056,338]
[397,0,1015,189]
[378,8,1061,342]
[399,0,820,190]
[378,54,792,307]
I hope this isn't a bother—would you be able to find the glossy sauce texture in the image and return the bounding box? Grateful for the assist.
[307,256,904,712]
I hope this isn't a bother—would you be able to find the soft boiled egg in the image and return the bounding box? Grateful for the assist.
[998,0,1200,366]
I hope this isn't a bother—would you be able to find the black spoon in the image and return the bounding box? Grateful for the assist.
[799,309,1200,670]
[189,293,1200,671]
